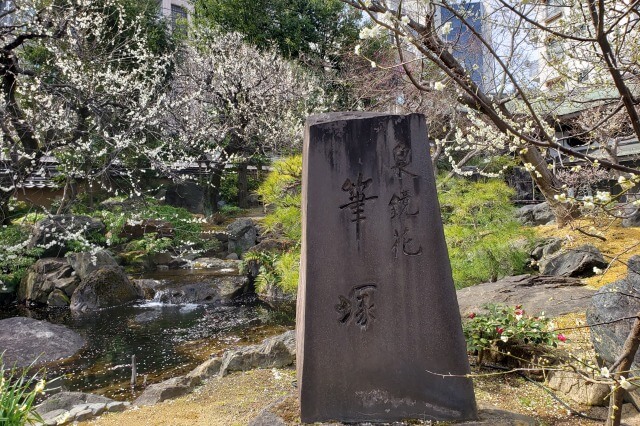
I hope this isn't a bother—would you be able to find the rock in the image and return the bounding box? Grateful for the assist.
[147,275,249,304]
[47,289,70,307]
[118,219,174,241]
[18,258,79,306]
[248,239,293,254]
[106,401,129,412]
[67,250,119,280]
[72,408,94,422]
[541,244,608,277]
[457,274,594,318]
[622,206,640,228]
[28,215,105,257]
[186,357,222,382]
[40,409,67,426]
[0,318,85,368]
[219,330,295,376]
[587,256,640,407]
[226,218,258,255]
[547,371,609,406]
[225,253,239,260]
[86,402,107,416]
[212,231,229,243]
[36,392,113,416]
[134,376,198,406]
[149,251,173,266]
[516,202,555,226]
[167,257,189,269]
[133,279,163,299]
[70,267,140,312]
[530,238,563,272]
[256,283,295,304]
[164,182,207,214]
[249,410,287,426]
[192,257,241,271]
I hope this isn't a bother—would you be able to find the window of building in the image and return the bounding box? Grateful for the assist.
[545,36,563,59]
[545,0,564,21]
[171,4,187,33]
[0,0,15,25]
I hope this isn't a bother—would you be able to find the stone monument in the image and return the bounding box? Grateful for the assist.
[296,112,477,423]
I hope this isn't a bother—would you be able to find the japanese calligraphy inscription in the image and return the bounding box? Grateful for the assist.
[297,112,477,424]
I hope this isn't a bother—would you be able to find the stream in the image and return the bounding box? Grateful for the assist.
[1,268,294,401]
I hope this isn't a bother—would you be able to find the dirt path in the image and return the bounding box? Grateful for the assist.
[84,369,296,426]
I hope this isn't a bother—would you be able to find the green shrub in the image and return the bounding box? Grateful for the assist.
[244,156,303,295]
[124,234,173,254]
[219,169,262,204]
[242,250,299,296]
[463,304,563,365]
[217,204,244,218]
[0,226,43,293]
[0,353,46,426]
[93,198,216,253]
[438,178,536,288]
[256,156,302,242]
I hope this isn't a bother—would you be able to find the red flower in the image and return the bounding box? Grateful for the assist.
[515,305,522,310]
[557,334,567,342]
[496,327,504,334]
[515,309,524,316]
[468,313,476,319]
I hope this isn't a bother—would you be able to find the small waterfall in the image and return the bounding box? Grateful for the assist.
[142,289,190,305]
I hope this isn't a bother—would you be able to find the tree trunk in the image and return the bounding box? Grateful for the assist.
[607,312,640,426]
[205,166,223,216]
[0,191,12,225]
[56,179,78,215]
[520,148,578,227]
[237,162,249,209]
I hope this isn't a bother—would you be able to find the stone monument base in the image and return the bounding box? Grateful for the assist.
[248,394,536,426]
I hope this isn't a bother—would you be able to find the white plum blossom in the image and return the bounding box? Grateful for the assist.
[620,376,636,390]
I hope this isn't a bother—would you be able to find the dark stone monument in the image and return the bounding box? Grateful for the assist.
[297,112,477,423]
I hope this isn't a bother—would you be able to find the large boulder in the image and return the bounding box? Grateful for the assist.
[530,238,563,272]
[587,256,640,407]
[18,258,80,306]
[164,182,206,214]
[134,376,198,406]
[546,371,610,406]
[0,317,85,368]
[219,330,295,376]
[622,208,640,228]
[457,274,594,318]
[28,215,105,257]
[36,392,113,416]
[36,392,129,425]
[541,244,608,277]
[69,267,140,312]
[145,276,250,305]
[515,202,555,226]
[227,218,259,255]
[67,250,119,280]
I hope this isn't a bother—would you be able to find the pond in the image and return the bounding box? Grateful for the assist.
[1,269,294,401]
